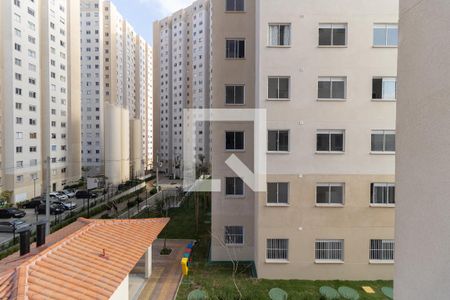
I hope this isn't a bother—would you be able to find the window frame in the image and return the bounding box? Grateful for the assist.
[225,131,245,151]
[372,77,397,101]
[315,239,344,263]
[266,182,289,205]
[224,226,244,246]
[370,130,396,153]
[268,23,291,47]
[369,239,394,263]
[225,38,245,59]
[315,183,345,206]
[317,76,347,100]
[267,129,290,152]
[266,238,289,262]
[316,129,345,153]
[225,0,245,12]
[268,76,290,100]
[318,23,347,47]
[370,183,395,207]
[373,23,398,47]
[225,84,245,105]
[225,177,245,197]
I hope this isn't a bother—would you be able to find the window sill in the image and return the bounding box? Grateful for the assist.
[317,45,348,48]
[317,98,346,102]
[267,151,290,155]
[266,203,290,207]
[372,45,398,48]
[225,58,246,61]
[370,151,395,155]
[225,11,246,14]
[225,244,245,248]
[370,204,395,208]
[315,151,345,155]
[225,102,246,106]
[315,203,344,208]
[371,99,396,102]
[224,195,245,199]
[225,149,245,153]
[369,260,394,265]
[267,45,291,48]
[266,98,291,101]
[265,259,290,264]
[315,260,344,264]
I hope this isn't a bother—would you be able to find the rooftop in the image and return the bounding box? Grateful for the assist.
[0,217,169,300]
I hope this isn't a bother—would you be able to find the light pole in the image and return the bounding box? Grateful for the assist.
[32,176,38,199]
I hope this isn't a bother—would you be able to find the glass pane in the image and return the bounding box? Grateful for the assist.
[281,25,290,45]
[225,86,235,103]
[235,86,244,103]
[225,132,234,149]
[278,131,289,151]
[388,186,395,204]
[333,28,346,45]
[235,178,244,195]
[371,134,384,151]
[373,186,385,203]
[373,27,386,46]
[226,40,235,58]
[235,0,244,11]
[226,0,234,11]
[372,78,383,99]
[268,130,278,151]
[267,183,277,203]
[268,78,278,98]
[235,132,244,149]
[238,40,245,58]
[330,186,343,203]
[269,25,279,46]
[331,133,344,151]
[332,80,345,99]
[385,133,396,151]
[316,186,329,203]
[319,28,332,45]
[382,79,396,99]
[278,78,289,98]
[318,80,331,98]
[225,177,234,195]
[316,133,329,151]
[387,27,398,46]
[278,183,288,203]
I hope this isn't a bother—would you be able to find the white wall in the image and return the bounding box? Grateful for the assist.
[109,274,129,300]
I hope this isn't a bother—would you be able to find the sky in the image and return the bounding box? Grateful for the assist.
[112,0,193,45]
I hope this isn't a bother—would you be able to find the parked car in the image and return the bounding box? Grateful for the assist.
[22,197,43,209]
[49,192,69,201]
[37,203,65,215]
[75,190,97,199]
[61,189,75,198]
[0,208,26,219]
[52,201,77,210]
[0,220,31,233]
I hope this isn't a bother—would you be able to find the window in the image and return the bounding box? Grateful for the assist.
[16,175,24,183]
[225,177,244,196]
[225,131,244,150]
[268,77,289,99]
[318,77,346,99]
[371,183,395,205]
[268,130,289,152]
[371,130,395,152]
[316,183,344,205]
[16,161,23,168]
[319,24,346,46]
[370,239,394,261]
[16,146,23,153]
[372,77,396,100]
[269,24,291,46]
[226,0,244,11]
[225,85,244,104]
[373,24,398,46]
[266,239,288,261]
[226,39,245,59]
[267,182,289,204]
[316,130,345,152]
[224,226,243,245]
[315,240,344,261]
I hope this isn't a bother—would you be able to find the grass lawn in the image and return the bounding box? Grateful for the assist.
[135,193,393,300]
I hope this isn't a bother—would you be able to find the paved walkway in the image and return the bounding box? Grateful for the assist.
[137,239,193,300]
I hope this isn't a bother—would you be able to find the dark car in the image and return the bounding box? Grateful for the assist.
[22,197,43,209]
[37,203,65,215]
[0,208,26,219]
[52,201,77,210]
[0,220,31,233]
[75,190,97,199]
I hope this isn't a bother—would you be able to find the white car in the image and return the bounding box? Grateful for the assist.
[62,189,75,198]
[49,192,68,201]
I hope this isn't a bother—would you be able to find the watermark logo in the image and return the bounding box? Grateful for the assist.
[183,109,267,192]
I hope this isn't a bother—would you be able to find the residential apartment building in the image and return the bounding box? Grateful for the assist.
[0,0,81,203]
[209,0,398,280]
[80,0,153,184]
[395,0,450,298]
[153,0,210,178]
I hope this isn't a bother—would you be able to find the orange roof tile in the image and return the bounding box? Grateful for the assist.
[0,217,169,300]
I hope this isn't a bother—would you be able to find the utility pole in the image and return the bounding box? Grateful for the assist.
[156,153,159,192]
[45,157,51,235]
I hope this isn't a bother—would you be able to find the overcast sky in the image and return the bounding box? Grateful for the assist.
[112,0,193,45]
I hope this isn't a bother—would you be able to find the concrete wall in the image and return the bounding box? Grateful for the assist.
[109,274,129,300]
[395,0,450,298]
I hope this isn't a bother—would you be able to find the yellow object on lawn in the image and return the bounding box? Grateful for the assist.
[362,286,375,293]
[181,257,189,276]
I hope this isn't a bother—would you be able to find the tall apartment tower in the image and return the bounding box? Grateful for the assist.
[209,0,398,280]
[153,0,210,178]
[80,0,153,184]
[0,0,81,203]
[396,0,450,299]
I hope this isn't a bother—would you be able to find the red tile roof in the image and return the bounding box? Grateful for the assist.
[0,217,169,299]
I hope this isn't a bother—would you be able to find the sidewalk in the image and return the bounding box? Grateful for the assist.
[137,239,192,300]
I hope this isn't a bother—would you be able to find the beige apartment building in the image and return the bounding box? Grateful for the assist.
[0,0,81,202]
[208,0,398,280]
[80,0,153,184]
[395,0,450,299]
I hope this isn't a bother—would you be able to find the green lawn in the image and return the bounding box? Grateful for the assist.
[135,193,393,300]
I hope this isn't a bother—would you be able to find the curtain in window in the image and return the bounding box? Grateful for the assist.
[269,25,279,46]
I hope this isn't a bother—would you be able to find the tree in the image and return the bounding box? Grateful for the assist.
[0,191,13,204]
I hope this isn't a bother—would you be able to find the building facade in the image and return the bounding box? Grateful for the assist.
[80,0,153,184]
[395,0,450,299]
[0,0,81,202]
[153,0,210,178]
[209,0,398,279]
